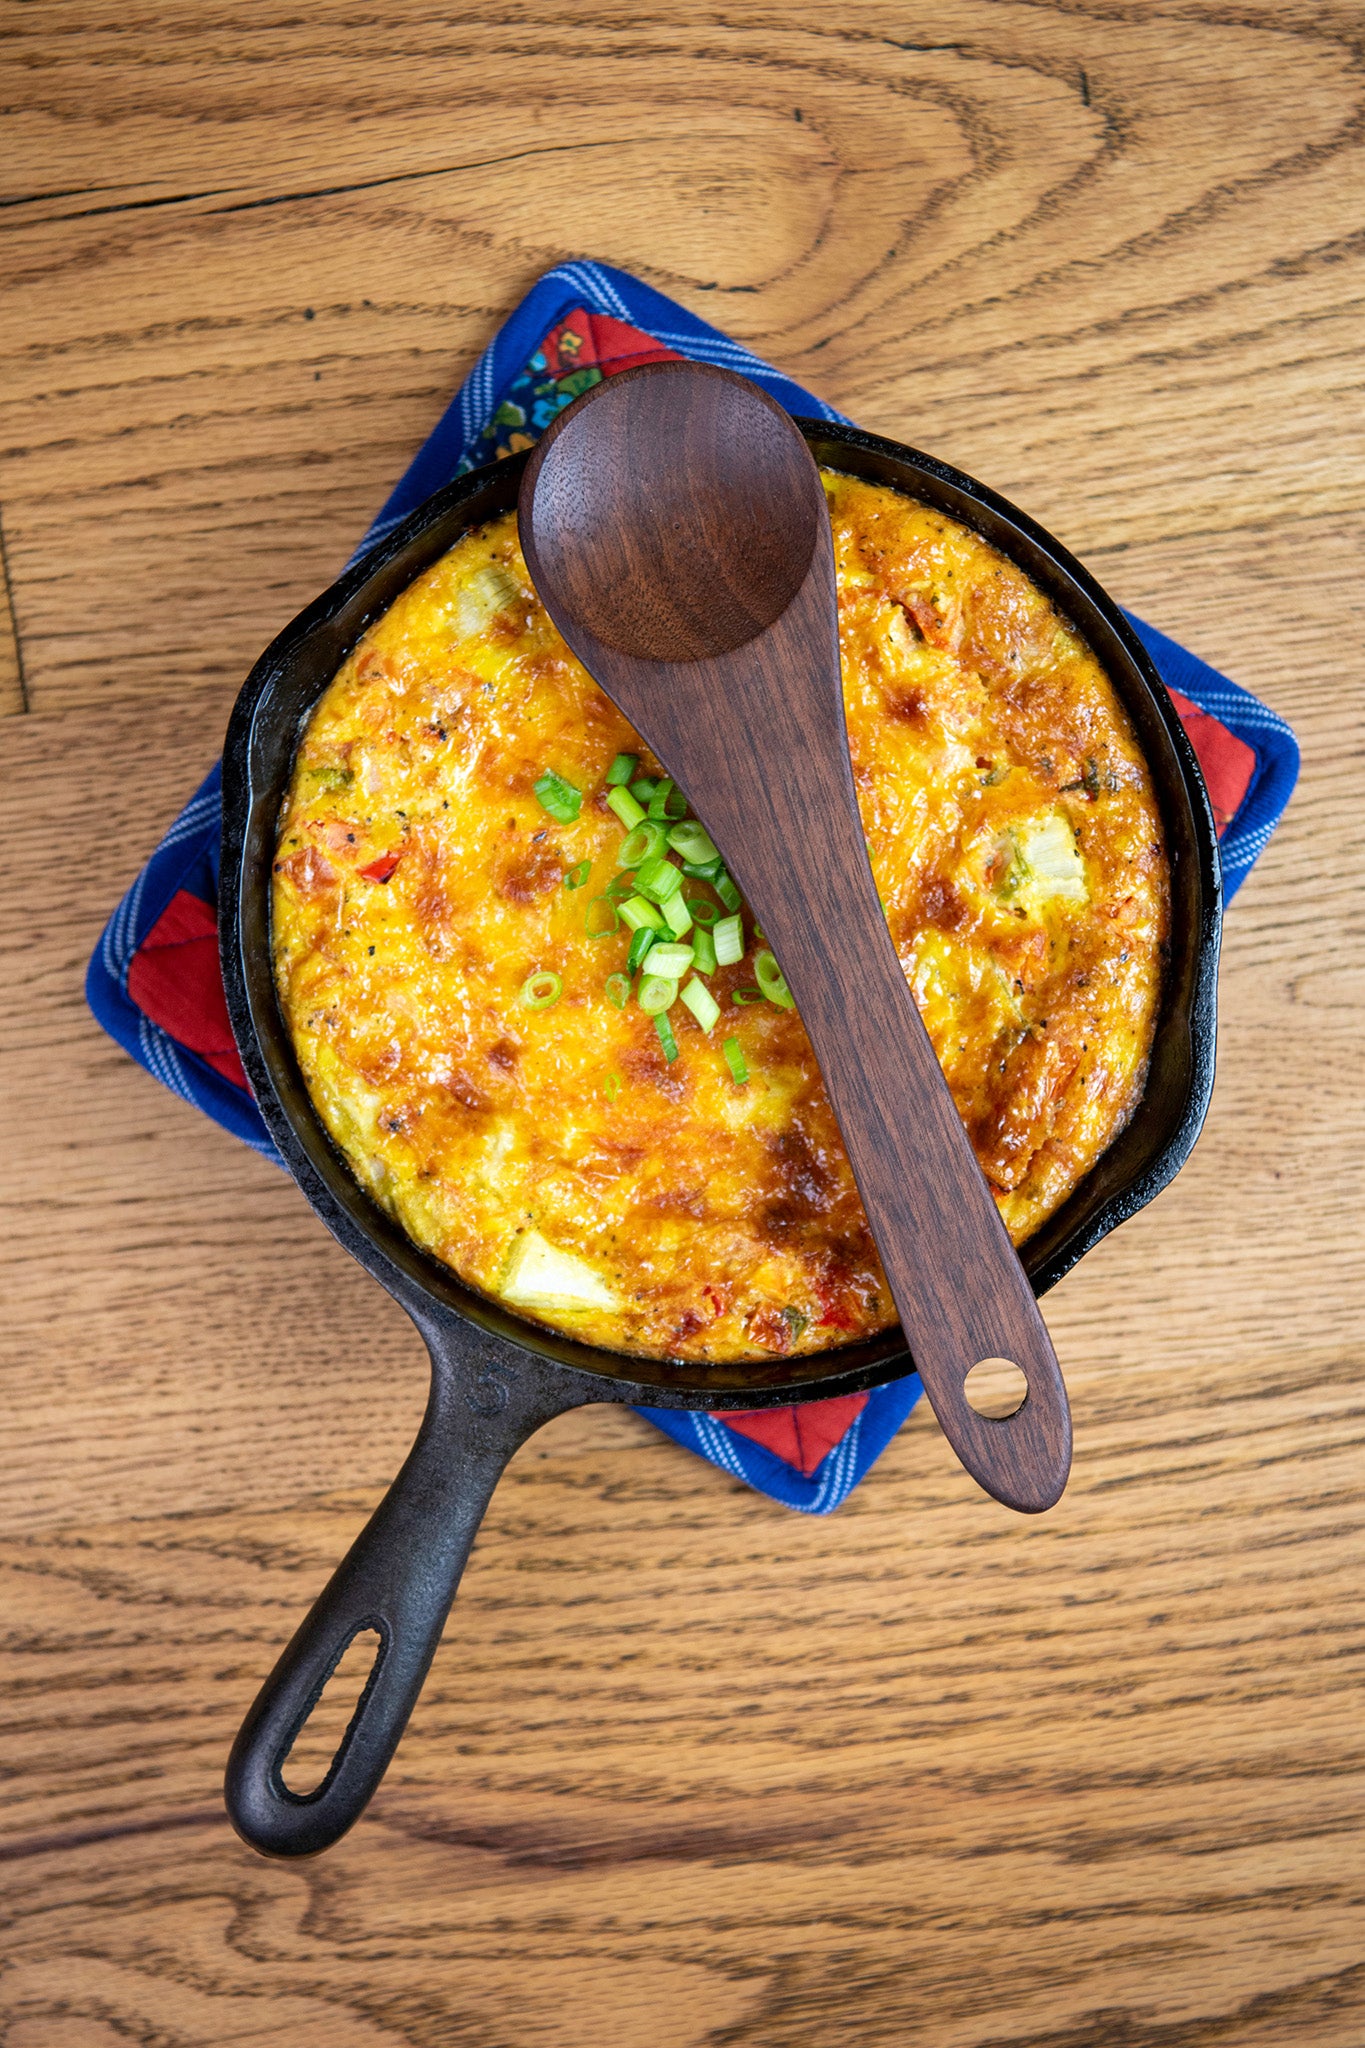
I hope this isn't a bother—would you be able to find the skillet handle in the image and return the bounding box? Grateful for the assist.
[225,1322,586,1857]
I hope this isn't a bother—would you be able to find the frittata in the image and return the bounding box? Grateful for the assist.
[272,472,1168,1363]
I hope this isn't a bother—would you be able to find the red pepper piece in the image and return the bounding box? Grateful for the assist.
[358,851,401,884]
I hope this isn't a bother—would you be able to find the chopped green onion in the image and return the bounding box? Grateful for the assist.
[534,771,581,823]
[712,867,742,912]
[638,973,679,1016]
[520,969,562,1009]
[732,987,765,1005]
[684,892,720,927]
[626,925,656,974]
[607,785,646,829]
[667,819,719,864]
[605,874,635,902]
[583,894,619,938]
[642,941,694,980]
[654,1012,679,1062]
[661,892,693,938]
[604,1070,622,1101]
[713,913,744,966]
[605,973,631,1009]
[620,894,665,934]
[691,927,717,975]
[723,1037,749,1085]
[629,777,657,804]
[635,855,683,904]
[606,753,637,786]
[754,949,795,1010]
[617,821,667,870]
[684,855,740,906]
[680,977,720,1032]
[647,777,687,821]
[563,860,591,890]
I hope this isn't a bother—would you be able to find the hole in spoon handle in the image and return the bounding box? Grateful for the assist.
[964,1357,1029,1419]
[914,1319,1072,1514]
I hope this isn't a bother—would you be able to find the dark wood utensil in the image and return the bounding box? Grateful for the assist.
[520,361,1072,1512]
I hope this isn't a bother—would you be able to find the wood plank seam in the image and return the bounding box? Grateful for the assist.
[0,505,28,718]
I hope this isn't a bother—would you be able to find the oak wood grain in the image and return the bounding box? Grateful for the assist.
[1,1,1362,2041]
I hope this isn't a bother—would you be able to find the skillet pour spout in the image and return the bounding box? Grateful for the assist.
[219,424,1220,1856]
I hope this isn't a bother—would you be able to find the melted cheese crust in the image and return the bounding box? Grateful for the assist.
[273,473,1168,1364]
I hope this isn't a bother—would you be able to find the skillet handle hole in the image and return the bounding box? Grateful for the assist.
[964,1357,1029,1420]
[279,1626,385,1799]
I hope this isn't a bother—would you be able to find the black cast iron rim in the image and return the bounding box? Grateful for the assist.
[220,422,1222,1413]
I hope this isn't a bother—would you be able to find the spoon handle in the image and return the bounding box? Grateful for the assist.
[760,840,1072,1512]
[706,572,1072,1513]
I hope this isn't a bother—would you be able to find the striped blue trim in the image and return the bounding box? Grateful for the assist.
[1122,612,1299,899]
[638,1372,924,1513]
[86,261,1298,1511]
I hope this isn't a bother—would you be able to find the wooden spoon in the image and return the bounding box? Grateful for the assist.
[519,361,1071,1512]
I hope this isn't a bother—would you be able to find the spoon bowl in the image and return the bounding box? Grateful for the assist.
[524,364,821,661]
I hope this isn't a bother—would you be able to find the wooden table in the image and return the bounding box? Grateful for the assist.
[2,6,1361,2042]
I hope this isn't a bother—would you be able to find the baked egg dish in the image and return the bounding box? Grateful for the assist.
[272,471,1169,1364]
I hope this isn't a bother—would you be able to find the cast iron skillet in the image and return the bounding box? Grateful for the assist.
[219,420,1222,1858]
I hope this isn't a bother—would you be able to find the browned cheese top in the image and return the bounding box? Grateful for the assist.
[272,472,1168,1364]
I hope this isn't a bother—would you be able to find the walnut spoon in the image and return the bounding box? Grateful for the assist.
[519,361,1071,1512]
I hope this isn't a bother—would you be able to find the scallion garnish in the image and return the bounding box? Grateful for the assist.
[606,753,637,786]
[604,1071,622,1101]
[617,821,667,870]
[713,913,744,966]
[648,777,686,821]
[754,949,795,1010]
[584,895,619,938]
[691,927,717,976]
[680,977,720,1032]
[626,925,656,974]
[654,1012,680,1062]
[630,777,657,804]
[634,856,682,904]
[723,1037,749,1085]
[607,785,646,830]
[661,892,693,938]
[520,969,562,1009]
[641,941,694,980]
[667,819,718,864]
[564,860,591,890]
[638,973,679,1016]
[732,987,765,1005]
[620,894,665,933]
[605,874,635,902]
[605,973,631,1009]
[684,892,719,927]
[712,866,742,912]
[533,771,581,823]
